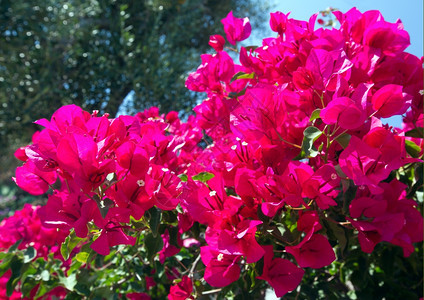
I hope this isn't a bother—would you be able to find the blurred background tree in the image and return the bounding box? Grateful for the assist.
[0,0,269,212]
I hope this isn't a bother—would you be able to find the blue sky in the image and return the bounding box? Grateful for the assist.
[270,0,423,57]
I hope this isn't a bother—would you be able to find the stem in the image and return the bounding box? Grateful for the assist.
[276,130,302,149]
[324,125,331,163]
[189,254,202,279]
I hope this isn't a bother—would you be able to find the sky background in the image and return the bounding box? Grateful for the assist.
[270,0,423,57]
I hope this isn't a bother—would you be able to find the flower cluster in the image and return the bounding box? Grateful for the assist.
[3,8,423,299]
[185,7,423,296]
[13,105,203,256]
[0,204,68,299]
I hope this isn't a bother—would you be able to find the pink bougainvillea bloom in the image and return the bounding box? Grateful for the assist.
[363,20,410,55]
[168,276,194,300]
[269,11,289,35]
[293,67,315,90]
[216,219,265,263]
[145,165,181,211]
[127,293,151,300]
[115,141,149,177]
[258,246,304,298]
[321,97,366,129]
[209,34,226,52]
[13,161,57,195]
[34,104,91,135]
[91,225,136,256]
[14,146,28,162]
[221,11,251,45]
[296,211,322,234]
[159,229,180,263]
[200,246,241,287]
[301,164,340,210]
[286,234,336,269]
[341,126,420,194]
[349,196,387,219]
[371,84,412,118]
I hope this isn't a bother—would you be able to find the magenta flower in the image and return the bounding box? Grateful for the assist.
[209,34,226,51]
[321,97,366,129]
[221,11,251,45]
[168,276,194,300]
[14,161,57,195]
[269,11,289,35]
[371,84,412,118]
[91,223,136,256]
[286,234,336,269]
[258,246,304,298]
[214,219,265,263]
[200,246,241,287]
[158,229,180,264]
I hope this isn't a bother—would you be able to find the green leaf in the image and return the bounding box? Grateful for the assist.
[23,247,37,263]
[325,220,348,256]
[0,251,14,277]
[335,133,351,149]
[168,226,180,248]
[145,233,163,261]
[230,71,255,83]
[405,140,421,158]
[59,273,77,291]
[301,126,322,157]
[0,252,10,260]
[6,257,23,296]
[8,239,23,253]
[147,207,162,237]
[93,195,115,219]
[244,45,258,52]
[35,282,49,298]
[75,252,89,264]
[61,230,84,261]
[309,109,321,122]
[178,173,188,182]
[405,127,424,138]
[192,172,215,183]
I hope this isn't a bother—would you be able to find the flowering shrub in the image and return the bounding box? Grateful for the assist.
[1,8,423,299]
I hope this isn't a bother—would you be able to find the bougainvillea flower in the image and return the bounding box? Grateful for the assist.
[168,276,194,300]
[91,224,136,256]
[127,293,151,300]
[321,97,366,129]
[115,141,149,177]
[363,20,410,55]
[286,234,336,269]
[14,161,57,195]
[339,135,396,194]
[301,164,340,209]
[349,196,387,218]
[209,34,226,52]
[269,11,289,35]
[216,219,264,263]
[34,104,91,136]
[145,165,181,210]
[200,246,241,287]
[221,11,251,45]
[296,211,322,234]
[371,84,412,118]
[159,229,180,263]
[258,246,304,297]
